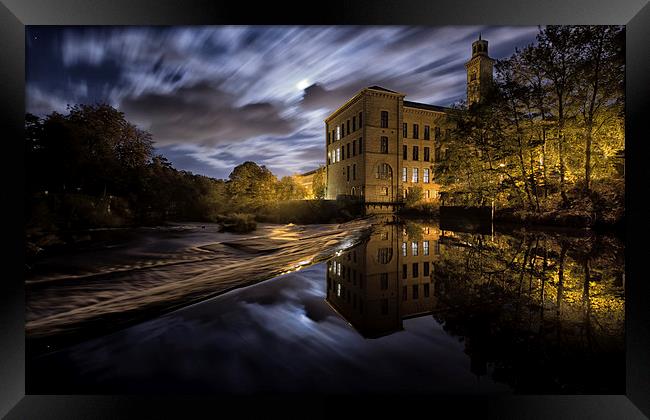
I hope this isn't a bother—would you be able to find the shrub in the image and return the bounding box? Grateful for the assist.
[219,213,257,233]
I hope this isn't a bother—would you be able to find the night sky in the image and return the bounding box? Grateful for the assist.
[26,26,540,180]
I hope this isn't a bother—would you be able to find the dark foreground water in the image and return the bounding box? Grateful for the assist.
[27,219,625,395]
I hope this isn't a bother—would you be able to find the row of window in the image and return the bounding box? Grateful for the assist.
[329,137,445,163]
[402,145,433,161]
[401,240,440,257]
[402,261,435,279]
[328,111,452,145]
[328,138,363,164]
[401,167,431,183]
[402,123,448,140]
[327,111,364,144]
[402,283,431,300]
[330,262,434,291]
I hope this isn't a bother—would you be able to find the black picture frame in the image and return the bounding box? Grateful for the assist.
[2,0,649,418]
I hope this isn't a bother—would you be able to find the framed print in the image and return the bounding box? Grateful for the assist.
[2,0,649,418]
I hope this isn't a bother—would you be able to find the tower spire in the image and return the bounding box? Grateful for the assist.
[478,32,481,41]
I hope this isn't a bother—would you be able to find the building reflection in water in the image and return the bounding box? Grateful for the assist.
[326,220,440,338]
[325,218,625,393]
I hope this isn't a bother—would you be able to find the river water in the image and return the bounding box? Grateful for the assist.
[27,218,625,394]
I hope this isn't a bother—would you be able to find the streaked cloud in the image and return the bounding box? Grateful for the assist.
[26,25,540,178]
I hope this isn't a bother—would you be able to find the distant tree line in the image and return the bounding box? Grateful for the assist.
[25,104,321,237]
[437,25,625,226]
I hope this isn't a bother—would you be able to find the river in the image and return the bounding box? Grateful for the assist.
[26,218,625,394]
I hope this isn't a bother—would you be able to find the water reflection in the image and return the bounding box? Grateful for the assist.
[28,219,624,395]
[326,219,625,393]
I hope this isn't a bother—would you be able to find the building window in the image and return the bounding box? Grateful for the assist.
[412,263,419,278]
[402,242,407,257]
[380,111,388,128]
[413,124,419,139]
[379,186,389,196]
[412,241,418,256]
[423,240,429,256]
[402,167,407,182]
[424,146,430,162]
[376,163,391,179]
[412,167,419,183]
[336,148,341,162]
[341,145,345,160]
[424,125,430,140]
[359,111,362,127]
[423,261,430,277]
[347,143,350,158]
[380,136,389,154]
[424,283,430,297]
[347,165,350,181]
[380,273,389,290]
[327,131,330,144]
[403,286,408,301]
[377,247,392,264]
[403,123,408,138]
[402,264,407,279]
[336,126,341,141]
[352,140,356,156]
[327,151,331,165]
[352,164,356,180]
[352,116,356,131]
[413,146,419,161]
[403,145,407,160]
[412,285,419,299]
[435,240,440,255]
[425,189,430,198]
[359,137,363,154]
[435,126,441,140]
[346,120,350,135]
[423,168,430,183]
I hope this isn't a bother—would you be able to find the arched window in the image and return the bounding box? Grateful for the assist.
[377,248,393,264]
[375,163,392,180]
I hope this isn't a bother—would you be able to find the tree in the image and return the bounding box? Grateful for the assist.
[534,26,583,207]
[573,26,624,192]
[311,166,327,199]
[405,185,424,208]
[276,176,308,201]
[438,25,624,222]
[227,161,278,210]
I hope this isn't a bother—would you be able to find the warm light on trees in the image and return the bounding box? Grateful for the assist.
[438,25,624,224]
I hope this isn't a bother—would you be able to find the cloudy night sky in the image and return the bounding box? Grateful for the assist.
[26,26,540,180]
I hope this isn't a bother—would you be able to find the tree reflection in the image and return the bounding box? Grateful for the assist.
[325,218,624,393]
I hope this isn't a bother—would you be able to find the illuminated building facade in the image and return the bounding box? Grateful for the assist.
[324,36,493,212]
